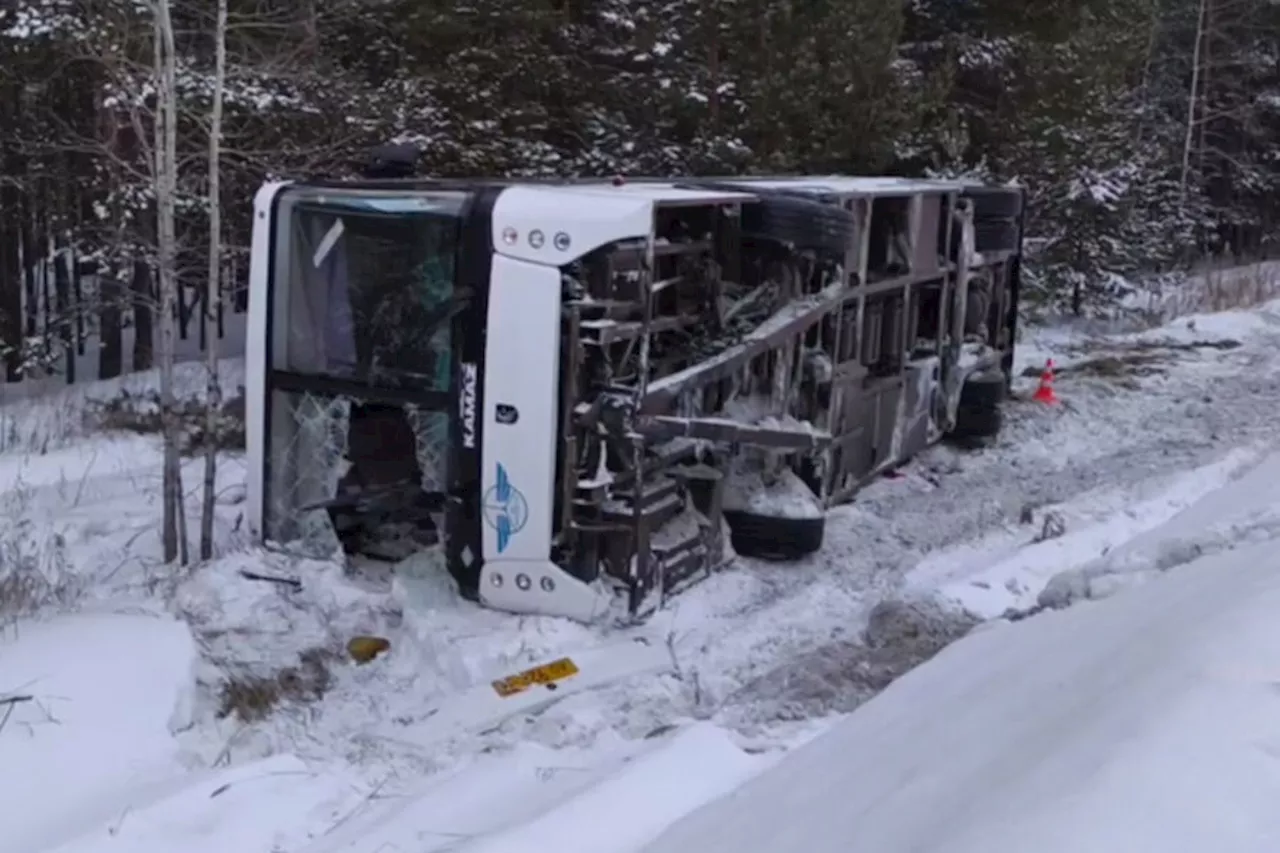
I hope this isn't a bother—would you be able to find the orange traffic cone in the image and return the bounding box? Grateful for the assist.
[1032,359,1059,404]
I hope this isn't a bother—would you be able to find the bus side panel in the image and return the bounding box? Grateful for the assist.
[245,180,292,539]
[479,254,561,563]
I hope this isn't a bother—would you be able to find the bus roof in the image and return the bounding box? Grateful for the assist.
[720,175,973,197]
[556,182,758,207]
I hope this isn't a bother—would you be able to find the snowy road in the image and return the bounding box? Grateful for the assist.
[5,301,1280,851]
[643,521,1280,853]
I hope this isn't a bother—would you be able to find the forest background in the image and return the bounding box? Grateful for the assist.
[2,0,1278,386]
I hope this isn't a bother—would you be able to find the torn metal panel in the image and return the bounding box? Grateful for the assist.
[640,281,847,413]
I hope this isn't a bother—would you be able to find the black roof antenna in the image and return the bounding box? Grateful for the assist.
[363,141,420,179]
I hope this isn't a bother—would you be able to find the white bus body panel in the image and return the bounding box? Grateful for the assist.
[477,254,561,562]
[490,185,656,266]
[245,180,292,539]
[477,250,612,622]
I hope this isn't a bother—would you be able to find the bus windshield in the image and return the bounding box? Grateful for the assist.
[264,190,470,564]
[284,196,464,389]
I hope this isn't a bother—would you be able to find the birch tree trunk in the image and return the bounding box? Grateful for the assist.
[154,0,186,565]
[1180,0,1208,203]
[200,0,228,561]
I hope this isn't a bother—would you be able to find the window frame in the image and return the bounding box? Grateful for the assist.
[261,187,472,542]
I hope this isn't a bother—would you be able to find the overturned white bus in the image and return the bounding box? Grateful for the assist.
[244,167,1024,623]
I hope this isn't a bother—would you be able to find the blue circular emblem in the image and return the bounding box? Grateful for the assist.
[482,464,528,553]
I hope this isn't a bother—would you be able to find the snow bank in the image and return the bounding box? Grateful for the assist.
[0,612,197,853]
[305,739,637,853]
[1132,298,1280,346]
[302,724,764,853]
[305,737,656,853]
[0,357,245,455]
[641,538,1280,853]
[914,445,1280,620]
[47,754,368,853]
[1038,447,1280,611]
[911,445,1267,616]
[454,724,762,853]
[0,434,178,515]
[0,434,249,617]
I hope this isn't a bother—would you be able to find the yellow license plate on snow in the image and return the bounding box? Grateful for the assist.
[492,657,580,697]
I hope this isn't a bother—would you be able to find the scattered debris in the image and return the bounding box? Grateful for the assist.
[644,723,680,740]
[1034,511,1066,542]
[1021,352,1169,381]
[1056,337,1243,359]
[1001,602,1050,622]
[725,596,981,723]
[238,569,302,590]
[1022,339,1243,387]
[347,635,391,664]
[1137,338,1242,352]
[0,693,34,736]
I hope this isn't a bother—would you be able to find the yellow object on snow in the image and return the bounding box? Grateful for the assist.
[347,635,390,664]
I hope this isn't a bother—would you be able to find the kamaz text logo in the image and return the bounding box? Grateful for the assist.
[460,362,477,449]
[482,463,528,554]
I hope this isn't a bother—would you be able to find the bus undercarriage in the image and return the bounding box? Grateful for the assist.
[245,172,1024,623]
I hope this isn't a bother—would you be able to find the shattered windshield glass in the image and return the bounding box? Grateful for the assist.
[285,198,465,391]
[266,192,468,557]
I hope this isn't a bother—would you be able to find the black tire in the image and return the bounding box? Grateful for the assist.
[689,181,855,255]
[948,369,1007,440]
[744,193,855,255]
[964,187,1024,219]
[959,368,1008,408]
[723,509,825,560]
[973,218,1020,253]
[951,404,1003,440]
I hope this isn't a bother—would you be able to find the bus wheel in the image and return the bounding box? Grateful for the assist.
[951,404,1004,440]
[723,509,826,561]
[948,370,1007,440]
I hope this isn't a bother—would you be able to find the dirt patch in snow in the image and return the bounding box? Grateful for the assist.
[1020,339,1245,389]
[216,646,339,722]
[723,596,980,724]
[1050,336,1244,362]
[1060,352,1171,382]
[1019,350,1176,387]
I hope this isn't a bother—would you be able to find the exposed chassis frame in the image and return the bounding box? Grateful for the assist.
[550,178,1023,617]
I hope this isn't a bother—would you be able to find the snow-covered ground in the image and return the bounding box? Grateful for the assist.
[5,297,1280,851]
[643,510,1280,853]
[2,611,196,853]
